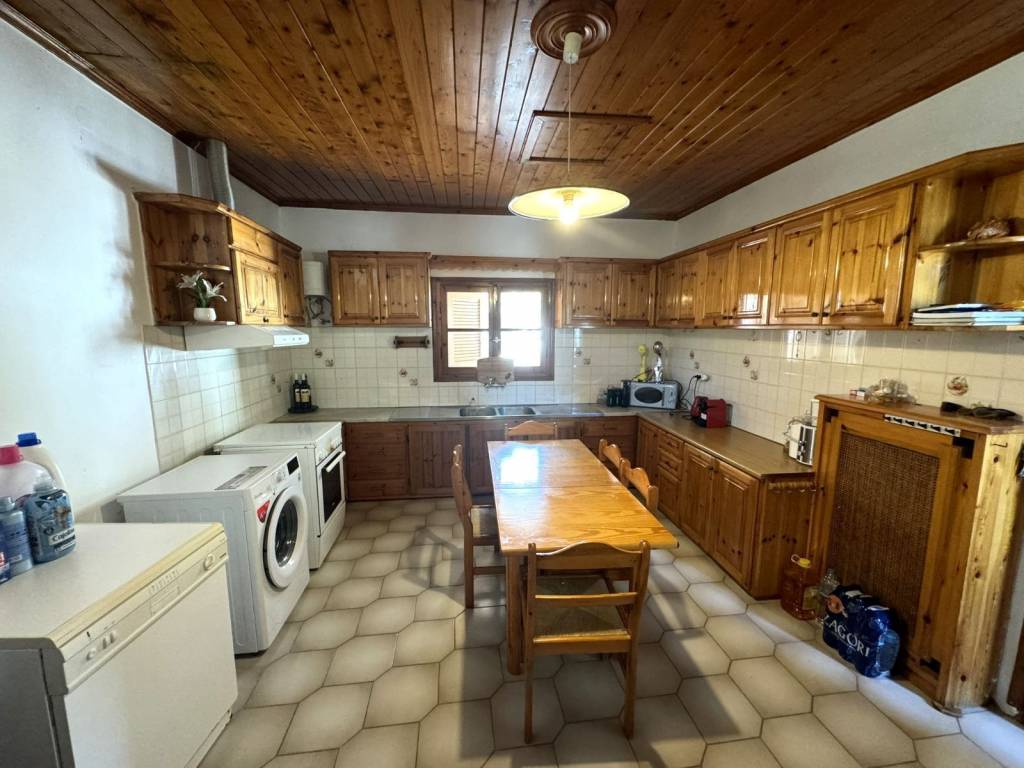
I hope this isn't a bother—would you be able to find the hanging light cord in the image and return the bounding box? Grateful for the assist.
[566,58,572,185]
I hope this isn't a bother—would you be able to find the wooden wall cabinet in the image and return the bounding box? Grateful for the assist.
[769,212,832,325]
[408,423,466,497]
[278,246,306,326]
[235,251,283,325]
[655,253,701,327]
[561,261,610,326]
[560,259,657,327]
[697,243,734,327]
[328,251,430,326]
[731,231,775,326]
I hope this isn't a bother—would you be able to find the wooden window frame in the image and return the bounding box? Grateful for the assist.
[431,277,555,382]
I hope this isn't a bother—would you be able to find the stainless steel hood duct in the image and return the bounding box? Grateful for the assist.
[205,138,235,209]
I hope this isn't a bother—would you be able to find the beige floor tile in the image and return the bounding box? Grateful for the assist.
[688,582,749,616]
[456,605,507,647]
[325,577,383,609]
[347,521,389,539]
[646,592,707,630]
[746,602,815,643]
[471,574,506,607]
[482,745,558,768]
[638,607,665,643]
[395,618,455,664]
[263,751,336,768]
[650,548,676,565]
[500,642,562,681]
[492,679,564,749]
[435,497,457,510]
[629,695,705,768]
[702,739,781,768]
[439,646,503,702]
[647,564,690,593]
[673,536,704,558]
[372,531,416,552]
[199,704,294,768]
[612,643,680,698]
[366,504,404,521]
[335,724,418,768]
[761,714,860,768]
[916,734,1001,768]
[401,499,435,513]
[388,514,428,532]
[235,622,300,675]
[724,577,756,605]
[673,556,726,583]
[678,675,761,744]
[365,664,439,726]
[813,691,916,766]
[357,597,416,635]
[774,640,857,695]
[858,676,958,739]
[729,657,812,717]
[415,525,457,546]
[289,588,330,622]
[660,628,730,678]
[293,609,361,651]
[426,508,460,525]
[418,700,494,768]
[327,539,372,561]
[400,544,445,568]
[325,634,396,685]
[416,585,466,620]
[554,719,638,768]
[705,615,775,659]
[959,710,1024,767]
[308,560,354,588]
[381,567,432,597]
[233,665,260,712]
[430,558,466,586]
[247,650,331,706]
[279,683,371,754]
[555,659,624,722]
[352,552,401,578]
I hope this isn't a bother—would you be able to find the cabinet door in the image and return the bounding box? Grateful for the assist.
[698,243,734,327]
[552,419,581,439]
[380,255,430,326]
[635,421,660,481]
[564,262,611,326]
[467,421,510,494]
[655,259,680,326]
[329,253,380,325]
[676,253,701,326]
[344,423,410,499]
[610,262,655,326]
[732,231,774,326]
[680,445,715,546]
[408,423,467,497]
[711,462,758,583]
[657,434,684,526]
[278,246,306,326]
[235,252,282,325]
[822,185,912,327]
[769,212,831,325]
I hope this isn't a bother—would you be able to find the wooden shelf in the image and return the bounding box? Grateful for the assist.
[918,235,1024,253]
[151,262,232,272]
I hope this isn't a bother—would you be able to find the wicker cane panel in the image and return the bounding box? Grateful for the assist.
[827,431,939,635]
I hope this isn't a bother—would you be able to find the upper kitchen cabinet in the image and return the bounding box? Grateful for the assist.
[135,193,303,326]
[559,259,657,327]
[731,230,775,326]
[697,242,735,327]
[769,211,832,325]
[328,251,430,326]
[655,253,701,328]
[822,185,913,327]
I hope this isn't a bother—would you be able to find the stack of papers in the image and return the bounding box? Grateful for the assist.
[912,304,1024,326]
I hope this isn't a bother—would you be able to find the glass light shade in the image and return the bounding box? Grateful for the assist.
[508,186,629,221]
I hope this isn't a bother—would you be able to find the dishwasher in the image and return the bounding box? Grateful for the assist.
[0,523,237,768]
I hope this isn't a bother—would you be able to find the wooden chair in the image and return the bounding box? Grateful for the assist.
[522,541,651,740]
[451,445,504,608]
[621,464,659,513]
[597,438,627,481]
[505,420,557,440]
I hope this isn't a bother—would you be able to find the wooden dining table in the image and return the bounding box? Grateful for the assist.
[487,439,678,674]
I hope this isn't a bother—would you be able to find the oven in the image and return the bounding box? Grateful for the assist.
[318,446,345,530]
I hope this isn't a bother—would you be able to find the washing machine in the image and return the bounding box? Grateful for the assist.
[119,452,309,654]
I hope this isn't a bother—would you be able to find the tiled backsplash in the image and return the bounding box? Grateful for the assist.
[143,326,292,471]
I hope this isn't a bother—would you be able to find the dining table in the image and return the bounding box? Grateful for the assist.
[487,439,678,674]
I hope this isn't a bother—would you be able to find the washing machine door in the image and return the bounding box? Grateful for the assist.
[263,483,308,589]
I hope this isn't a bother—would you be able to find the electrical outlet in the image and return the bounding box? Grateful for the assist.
[698,373,710,382]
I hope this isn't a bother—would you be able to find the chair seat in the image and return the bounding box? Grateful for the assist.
[471,504,498,538]
[532,576,627,638]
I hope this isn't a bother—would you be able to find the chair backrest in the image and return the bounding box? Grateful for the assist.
[598,438,627,481]
[505,420,557,440]
[621,464,659,513]
[450,444,473,526]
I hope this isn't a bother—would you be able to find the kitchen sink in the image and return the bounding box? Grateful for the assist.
[497,406,536,416]
[459,406,498,417]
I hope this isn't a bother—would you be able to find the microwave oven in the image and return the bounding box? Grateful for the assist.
[627,381,680,410]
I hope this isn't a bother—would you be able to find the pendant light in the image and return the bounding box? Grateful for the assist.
[508,28,629,223]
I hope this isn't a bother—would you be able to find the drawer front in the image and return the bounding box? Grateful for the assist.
[658,452,682,478]
[658,432,685,459]
[345,423,407,445]
[581,417,636,438]
[347,479,410,500]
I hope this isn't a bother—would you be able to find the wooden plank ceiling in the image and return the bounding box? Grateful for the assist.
[7,0,1024,219]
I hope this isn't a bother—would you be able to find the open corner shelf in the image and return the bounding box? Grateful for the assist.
[917,235,1024,254]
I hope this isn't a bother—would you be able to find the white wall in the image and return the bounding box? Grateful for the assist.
[0,23,280,520]
[673,52,1024,250]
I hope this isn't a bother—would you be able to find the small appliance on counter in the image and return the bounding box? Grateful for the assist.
[784,398,819,465]
[691,396,730,427]
[627,380,680,410]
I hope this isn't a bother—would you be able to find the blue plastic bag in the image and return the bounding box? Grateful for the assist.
[822,585,900,678]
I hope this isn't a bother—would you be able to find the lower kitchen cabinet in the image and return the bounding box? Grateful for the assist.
[580,416,636,463]
[635,419,660,479]
[408,423,466,497]
[467,421,510,494]
[709,461,759,582]
[679,445,715,546]
[344,423,410,500]
[655,432,685,526]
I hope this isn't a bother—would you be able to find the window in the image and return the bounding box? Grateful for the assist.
[431,278,554,382]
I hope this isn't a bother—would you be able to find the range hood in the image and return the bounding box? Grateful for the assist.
[172,324,309,351]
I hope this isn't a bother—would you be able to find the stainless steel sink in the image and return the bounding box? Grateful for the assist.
[497,406,536,416]
[459,406,498,417]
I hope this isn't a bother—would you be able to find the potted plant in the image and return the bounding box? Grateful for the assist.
[177,271,227,322]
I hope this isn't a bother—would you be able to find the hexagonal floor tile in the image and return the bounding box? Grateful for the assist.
[326,634,396,685]
[481,745,558,768]
[915,734,1001,768]
[382,567,432,597]
[395,619,455,665]
[813,692,916,766]
[859,675,959,739]
[638,607,665,643]
[426,508,460,526]
[688,582,749,616]
[347,521,390,539]
[774,639,857,696]
[247,650,332,706]
[491,679,563,750]
[629,695,706,768]
[500,642,561,681]
[366,504,405,521]
[416,586,466,620]
[705,615,774,659]
[646,592,707,630]
[418,701,494,768]
[746,602,815,643]
[761,714,860,768]
[678,675,762,744]
[327,538,372,561]
[357,597,416,635]
[401,544,446,568]
[729,656,812,717]
[307,560,354,588]
[660,628,730,678]
[293,609,361,651]
[365,664,439,726]
[702,739,781,768]
[406,499,437,514]
[372,531,416,553]
[554,659,623,722]
[263,750,336,768]
[647,564,690,593]
[289,588,329,622]
[612,643,680,698]
[352,552,401,578]
[673,556,726,583]
[456,605,506,648]
[325,577,383,610]
[554,719,636,768]
[430,559,465,587]
[336,723,418,768]
[279,683,371,754]
[199,704,294,768]
[389,514,428,532]
[439,647,503,703]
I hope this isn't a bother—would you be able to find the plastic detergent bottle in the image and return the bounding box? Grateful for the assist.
[0,445,51,503]
[24,478,76,563]
[0,523,10,585]
[16,433,68,498]
[0,496,33,575]
[780,555,818,620]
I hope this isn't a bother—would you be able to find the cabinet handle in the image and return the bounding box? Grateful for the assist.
[810,312,819,317]
[822,311,831,317]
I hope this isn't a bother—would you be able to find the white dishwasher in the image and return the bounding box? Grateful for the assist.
[0,523,237,768]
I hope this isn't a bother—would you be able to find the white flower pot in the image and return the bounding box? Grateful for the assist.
[193,307,217,322]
